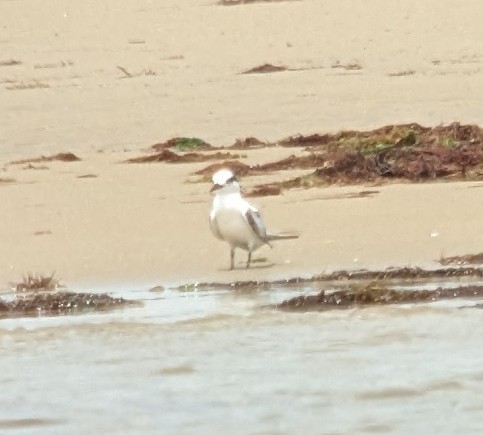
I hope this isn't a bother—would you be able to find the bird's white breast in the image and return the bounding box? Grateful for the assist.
[211,193,263,251]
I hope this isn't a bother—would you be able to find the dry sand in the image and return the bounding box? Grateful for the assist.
[1,0,483,287]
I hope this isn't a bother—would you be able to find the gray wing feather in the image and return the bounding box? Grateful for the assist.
[245,208,270,245]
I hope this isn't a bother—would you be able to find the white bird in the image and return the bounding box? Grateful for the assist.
[209,169,298,270]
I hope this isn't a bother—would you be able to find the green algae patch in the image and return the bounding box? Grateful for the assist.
[171,137,209,151]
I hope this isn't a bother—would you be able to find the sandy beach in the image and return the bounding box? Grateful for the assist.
[1,0,483,288]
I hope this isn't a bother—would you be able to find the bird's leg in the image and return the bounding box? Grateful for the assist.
[230,248,235,270]
[246,251,252,269]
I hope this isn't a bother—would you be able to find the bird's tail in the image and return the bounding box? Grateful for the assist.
[266,232,300,242]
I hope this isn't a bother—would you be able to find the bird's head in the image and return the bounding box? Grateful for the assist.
[210,169,240,194]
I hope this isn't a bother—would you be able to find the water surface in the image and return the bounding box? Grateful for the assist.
[1,282,483,434]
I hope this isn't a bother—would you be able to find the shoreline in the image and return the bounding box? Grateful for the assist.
[2,146,483,289]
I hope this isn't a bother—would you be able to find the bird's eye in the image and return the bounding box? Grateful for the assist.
[226,176,237,184]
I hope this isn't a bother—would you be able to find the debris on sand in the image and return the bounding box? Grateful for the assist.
[388,70,416,77]
[246,184,282,197]
[125,149,241,164]
[242,63,288,74]
[0,59,22,67]
[227,137,269,150]
[279,133,332,147]
[319,190,379,200]
[0,177,16,184]
[117,65,156,79]
[277,284,483,311]
[10,153,81,165]
[260,153,326,171]
[150,137,214,152]
[331,61,363,71]
[439,252,483,266]
[193,161,253,177]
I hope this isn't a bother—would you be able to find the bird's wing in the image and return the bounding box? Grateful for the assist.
[209,210,223,240]
[244,207,269,243]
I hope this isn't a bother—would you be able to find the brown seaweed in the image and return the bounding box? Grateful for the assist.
[255,123,483,191]
[242,64,288,74]
[150,137,214,152]
[439,253,483,266]
[10,153,81,165]
[278,123,428,149]
[227,137,269,150]
[246,184,282,197]
[331,61,363,71]
[125,150,240,164]
[193,122,483,195]
[187,266,483,291]
[0,291,139,317]
[277,284,483,311]
[0,59,22,67]
[0,177,16,184]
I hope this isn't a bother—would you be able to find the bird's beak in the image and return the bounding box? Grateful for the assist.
[210,184,222,192]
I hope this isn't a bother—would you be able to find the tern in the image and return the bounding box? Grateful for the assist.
[209,169,298,270]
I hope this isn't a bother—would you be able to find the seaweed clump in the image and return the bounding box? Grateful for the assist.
[227,137,268,150]
[242,64,288,74]
[278,122,483,186]
[246,184,282,197]
[277,284,483,312]
[193,122,483,195]
[10,153,81,165]
[193,161,253,177]
[439,252,483,266]
[0,292,136,317]
[2,274,140,318]
[190,266,483,291]
[150,137,214,152]
[125,150,241,164]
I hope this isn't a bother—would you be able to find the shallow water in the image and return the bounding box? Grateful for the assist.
[1,282,483,434]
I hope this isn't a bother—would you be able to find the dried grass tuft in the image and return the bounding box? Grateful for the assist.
[12,273,61,293]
